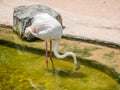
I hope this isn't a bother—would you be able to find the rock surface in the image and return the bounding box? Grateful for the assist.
[13,4,63,41]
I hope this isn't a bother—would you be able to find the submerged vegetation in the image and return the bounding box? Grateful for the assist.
[0,27,120,90]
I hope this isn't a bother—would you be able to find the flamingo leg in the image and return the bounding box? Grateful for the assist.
[50,40,54,69]
[46,42,48,71]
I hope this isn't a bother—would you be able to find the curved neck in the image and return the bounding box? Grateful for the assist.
[53,40,77,64]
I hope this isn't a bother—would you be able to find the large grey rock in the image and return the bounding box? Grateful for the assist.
[13,4,63,41]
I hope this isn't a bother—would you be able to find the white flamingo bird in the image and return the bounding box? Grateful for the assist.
[25,13,80,71]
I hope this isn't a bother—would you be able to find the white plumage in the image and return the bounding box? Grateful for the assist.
[25,13,80,71]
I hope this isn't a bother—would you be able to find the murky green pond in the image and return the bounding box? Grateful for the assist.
[0,27,120,90]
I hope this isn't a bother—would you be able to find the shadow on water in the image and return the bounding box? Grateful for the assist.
[46,68,86,79]
[0,39,45,56]
[54,69,86,78]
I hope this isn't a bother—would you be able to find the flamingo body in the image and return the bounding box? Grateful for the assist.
[26,13,62,41]
[25,13,80,71]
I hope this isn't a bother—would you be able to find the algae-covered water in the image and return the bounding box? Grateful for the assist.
[0,27,120,90]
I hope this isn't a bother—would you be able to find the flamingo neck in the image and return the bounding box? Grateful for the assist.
[53,40,77,64]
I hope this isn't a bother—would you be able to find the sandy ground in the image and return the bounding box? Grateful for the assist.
[0,0,120,45]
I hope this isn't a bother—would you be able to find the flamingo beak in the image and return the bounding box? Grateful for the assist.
[74,63,80,70]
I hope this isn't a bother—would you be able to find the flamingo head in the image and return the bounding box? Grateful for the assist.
[25,27,32,35]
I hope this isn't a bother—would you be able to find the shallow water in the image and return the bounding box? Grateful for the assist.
[0,43,120,90]
[0,28,120,90]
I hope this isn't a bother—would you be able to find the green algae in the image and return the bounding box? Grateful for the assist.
[0,44,120,90]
